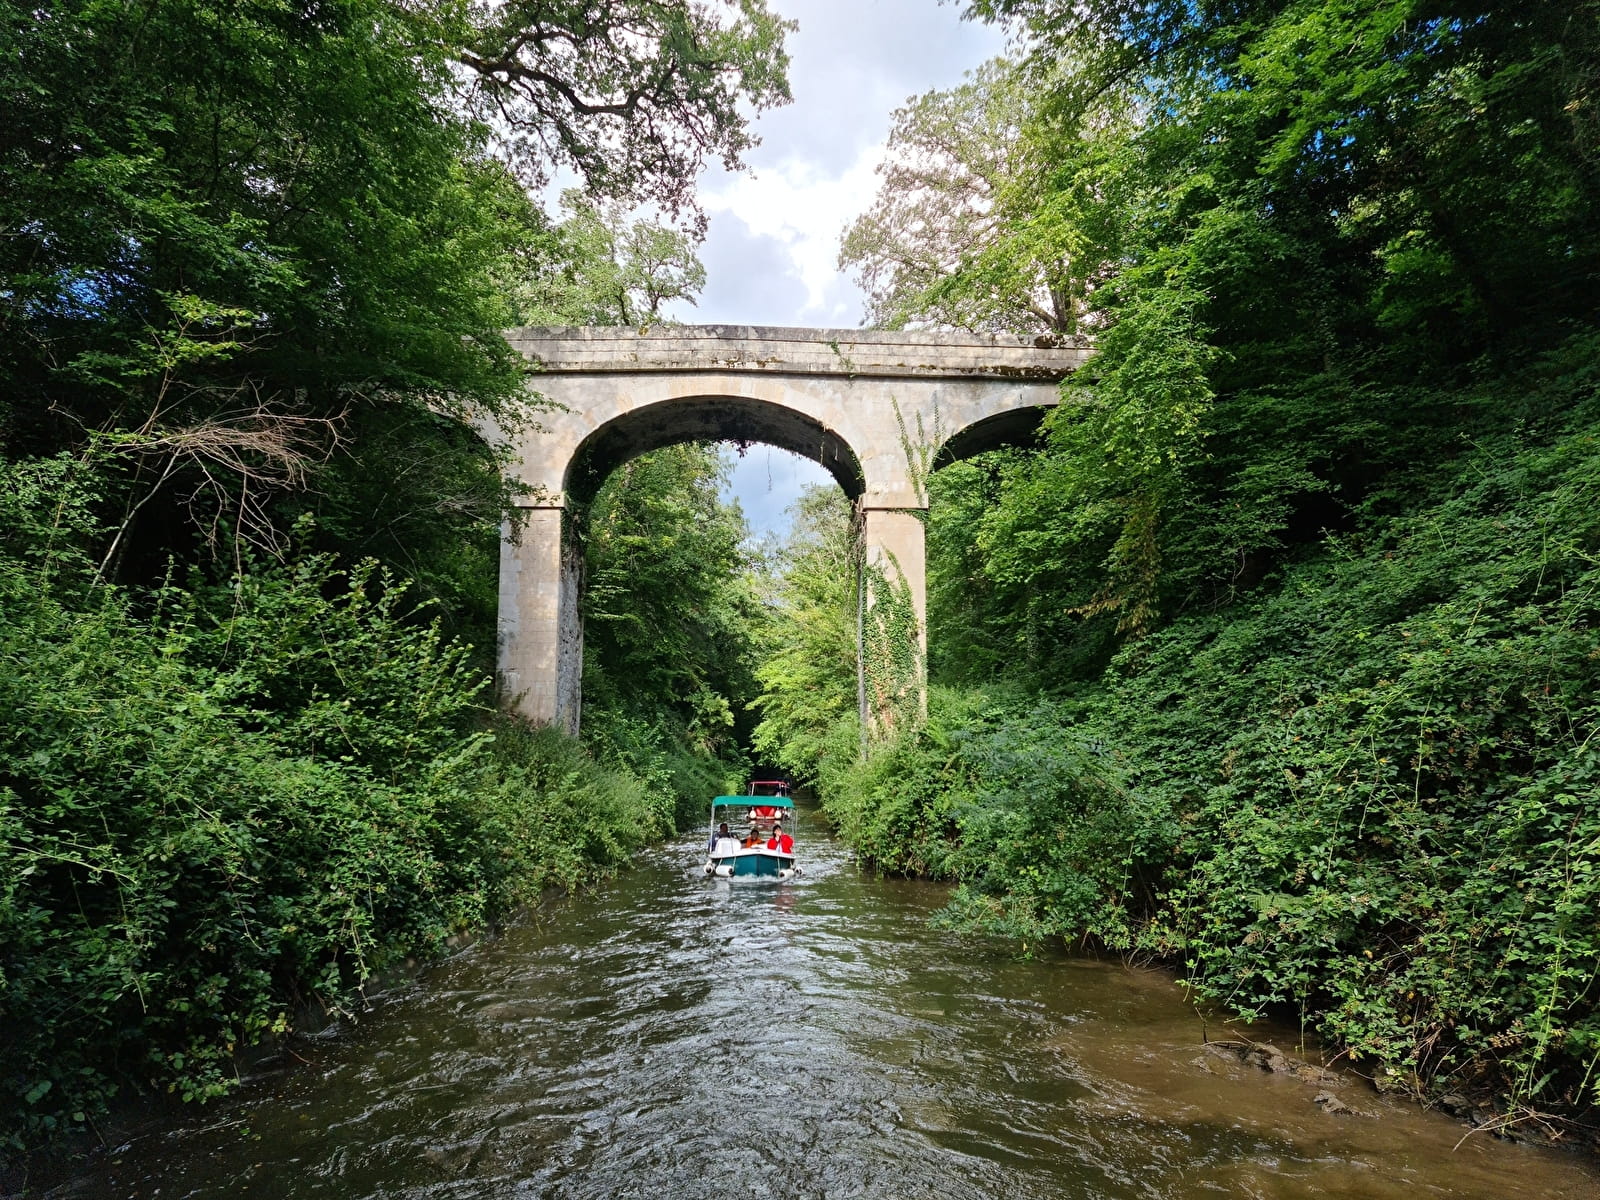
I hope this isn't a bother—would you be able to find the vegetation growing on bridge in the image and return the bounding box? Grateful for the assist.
[772,0,1600,1138]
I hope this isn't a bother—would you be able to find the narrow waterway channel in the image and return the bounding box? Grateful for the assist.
[54,812,1597,1199]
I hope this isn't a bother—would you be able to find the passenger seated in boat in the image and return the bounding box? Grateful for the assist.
[711,825,741,857]
[709,822,733,853]
[743,827,764,848]
[766,823,794,855]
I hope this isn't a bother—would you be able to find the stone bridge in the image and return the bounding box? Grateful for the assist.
[482,326,1088,731]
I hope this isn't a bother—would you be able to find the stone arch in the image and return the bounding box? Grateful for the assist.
[931,405,1051,473]
[489,326,1088,734]
[563,393,864,507]
[545,400,867,738]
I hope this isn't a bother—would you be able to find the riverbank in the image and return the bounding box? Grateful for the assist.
[0,539,692,1163]
[28,828,1599,1199]
[1,441,754,1166]
[768,370,1600,1142]
[2,883,538,1199]
[817,671,1600,1149]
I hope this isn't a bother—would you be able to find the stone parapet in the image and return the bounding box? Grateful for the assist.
[505,324,1090,381]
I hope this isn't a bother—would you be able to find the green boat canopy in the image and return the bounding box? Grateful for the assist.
[711,795,793,809]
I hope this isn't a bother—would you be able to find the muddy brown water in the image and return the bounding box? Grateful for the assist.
[44,816,1598,1199]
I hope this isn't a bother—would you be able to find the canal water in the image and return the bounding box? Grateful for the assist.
[53,817,1597,1199]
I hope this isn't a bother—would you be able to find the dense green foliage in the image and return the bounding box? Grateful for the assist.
[1,0,790,1156]
[511,189,708,325]
[750,487,861,778]
[824,377,1600,1120]
[3,0,531,600]
[2,0,786,609]
[785,0,1600,1133]
[1094,387,1600,1111]
[579,444,759,826]
[0,459,673,1149]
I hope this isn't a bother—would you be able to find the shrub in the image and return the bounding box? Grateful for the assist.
[0,466,667,1152]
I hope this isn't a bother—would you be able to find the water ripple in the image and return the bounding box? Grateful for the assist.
[57,815,1599,1200]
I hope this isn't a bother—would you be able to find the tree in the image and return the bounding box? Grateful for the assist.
[822,0,1600,1132]
[963,0,1600,354]
[459,0,794,218]
[838,57,1127,335]
[1,0,789,582]
[581,444,759,759]
[510,190,707,324]
[0,0,793,1147]
[850,0,1600,646]
[0,0,518,572]
[749,485,860,781]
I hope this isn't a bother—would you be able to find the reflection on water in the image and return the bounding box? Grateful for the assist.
[52,815,1597,1199]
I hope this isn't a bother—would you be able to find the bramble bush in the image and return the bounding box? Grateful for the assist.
[1105,404,1600,1117]
[821,688,1176,950]
[0,457,667,1153]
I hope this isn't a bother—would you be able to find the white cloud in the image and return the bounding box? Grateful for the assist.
[684,0,1007,530]
[683,0,1007,334]
[698,144,886,323]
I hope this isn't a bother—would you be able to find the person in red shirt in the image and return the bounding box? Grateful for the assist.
[766,823,794,855]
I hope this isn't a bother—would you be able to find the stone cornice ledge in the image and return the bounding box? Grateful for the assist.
[504,324,1091,381]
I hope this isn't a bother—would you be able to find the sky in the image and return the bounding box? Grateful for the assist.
[676,0,1007,539]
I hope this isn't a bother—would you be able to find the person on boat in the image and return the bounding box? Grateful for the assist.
[710,822,735,854]
[766,823,794,855]
[743,826,764,848]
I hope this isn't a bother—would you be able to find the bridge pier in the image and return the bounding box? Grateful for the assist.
[483,326,1086,737]
[861,507,927,642]
[858,506,927,733]
[497,504,583,733]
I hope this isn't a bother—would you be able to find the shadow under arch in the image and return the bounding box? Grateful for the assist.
[931,405,1051,474]
[563,394,864,507]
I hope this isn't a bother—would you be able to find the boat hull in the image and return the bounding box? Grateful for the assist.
[705,848,798,880]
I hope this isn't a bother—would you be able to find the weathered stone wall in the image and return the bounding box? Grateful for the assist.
[504,324,1087,379]
[487,326,1088,729]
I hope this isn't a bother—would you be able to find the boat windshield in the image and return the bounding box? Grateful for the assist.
[711,794,793,813]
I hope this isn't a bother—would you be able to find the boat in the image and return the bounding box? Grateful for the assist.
[704,780,800,879]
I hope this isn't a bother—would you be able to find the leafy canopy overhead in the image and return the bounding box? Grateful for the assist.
[1,0,787,581]
[460,0,794,218]
[842,0,1600,640]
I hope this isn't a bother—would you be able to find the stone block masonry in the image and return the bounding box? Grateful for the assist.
[480,326,1088,730]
